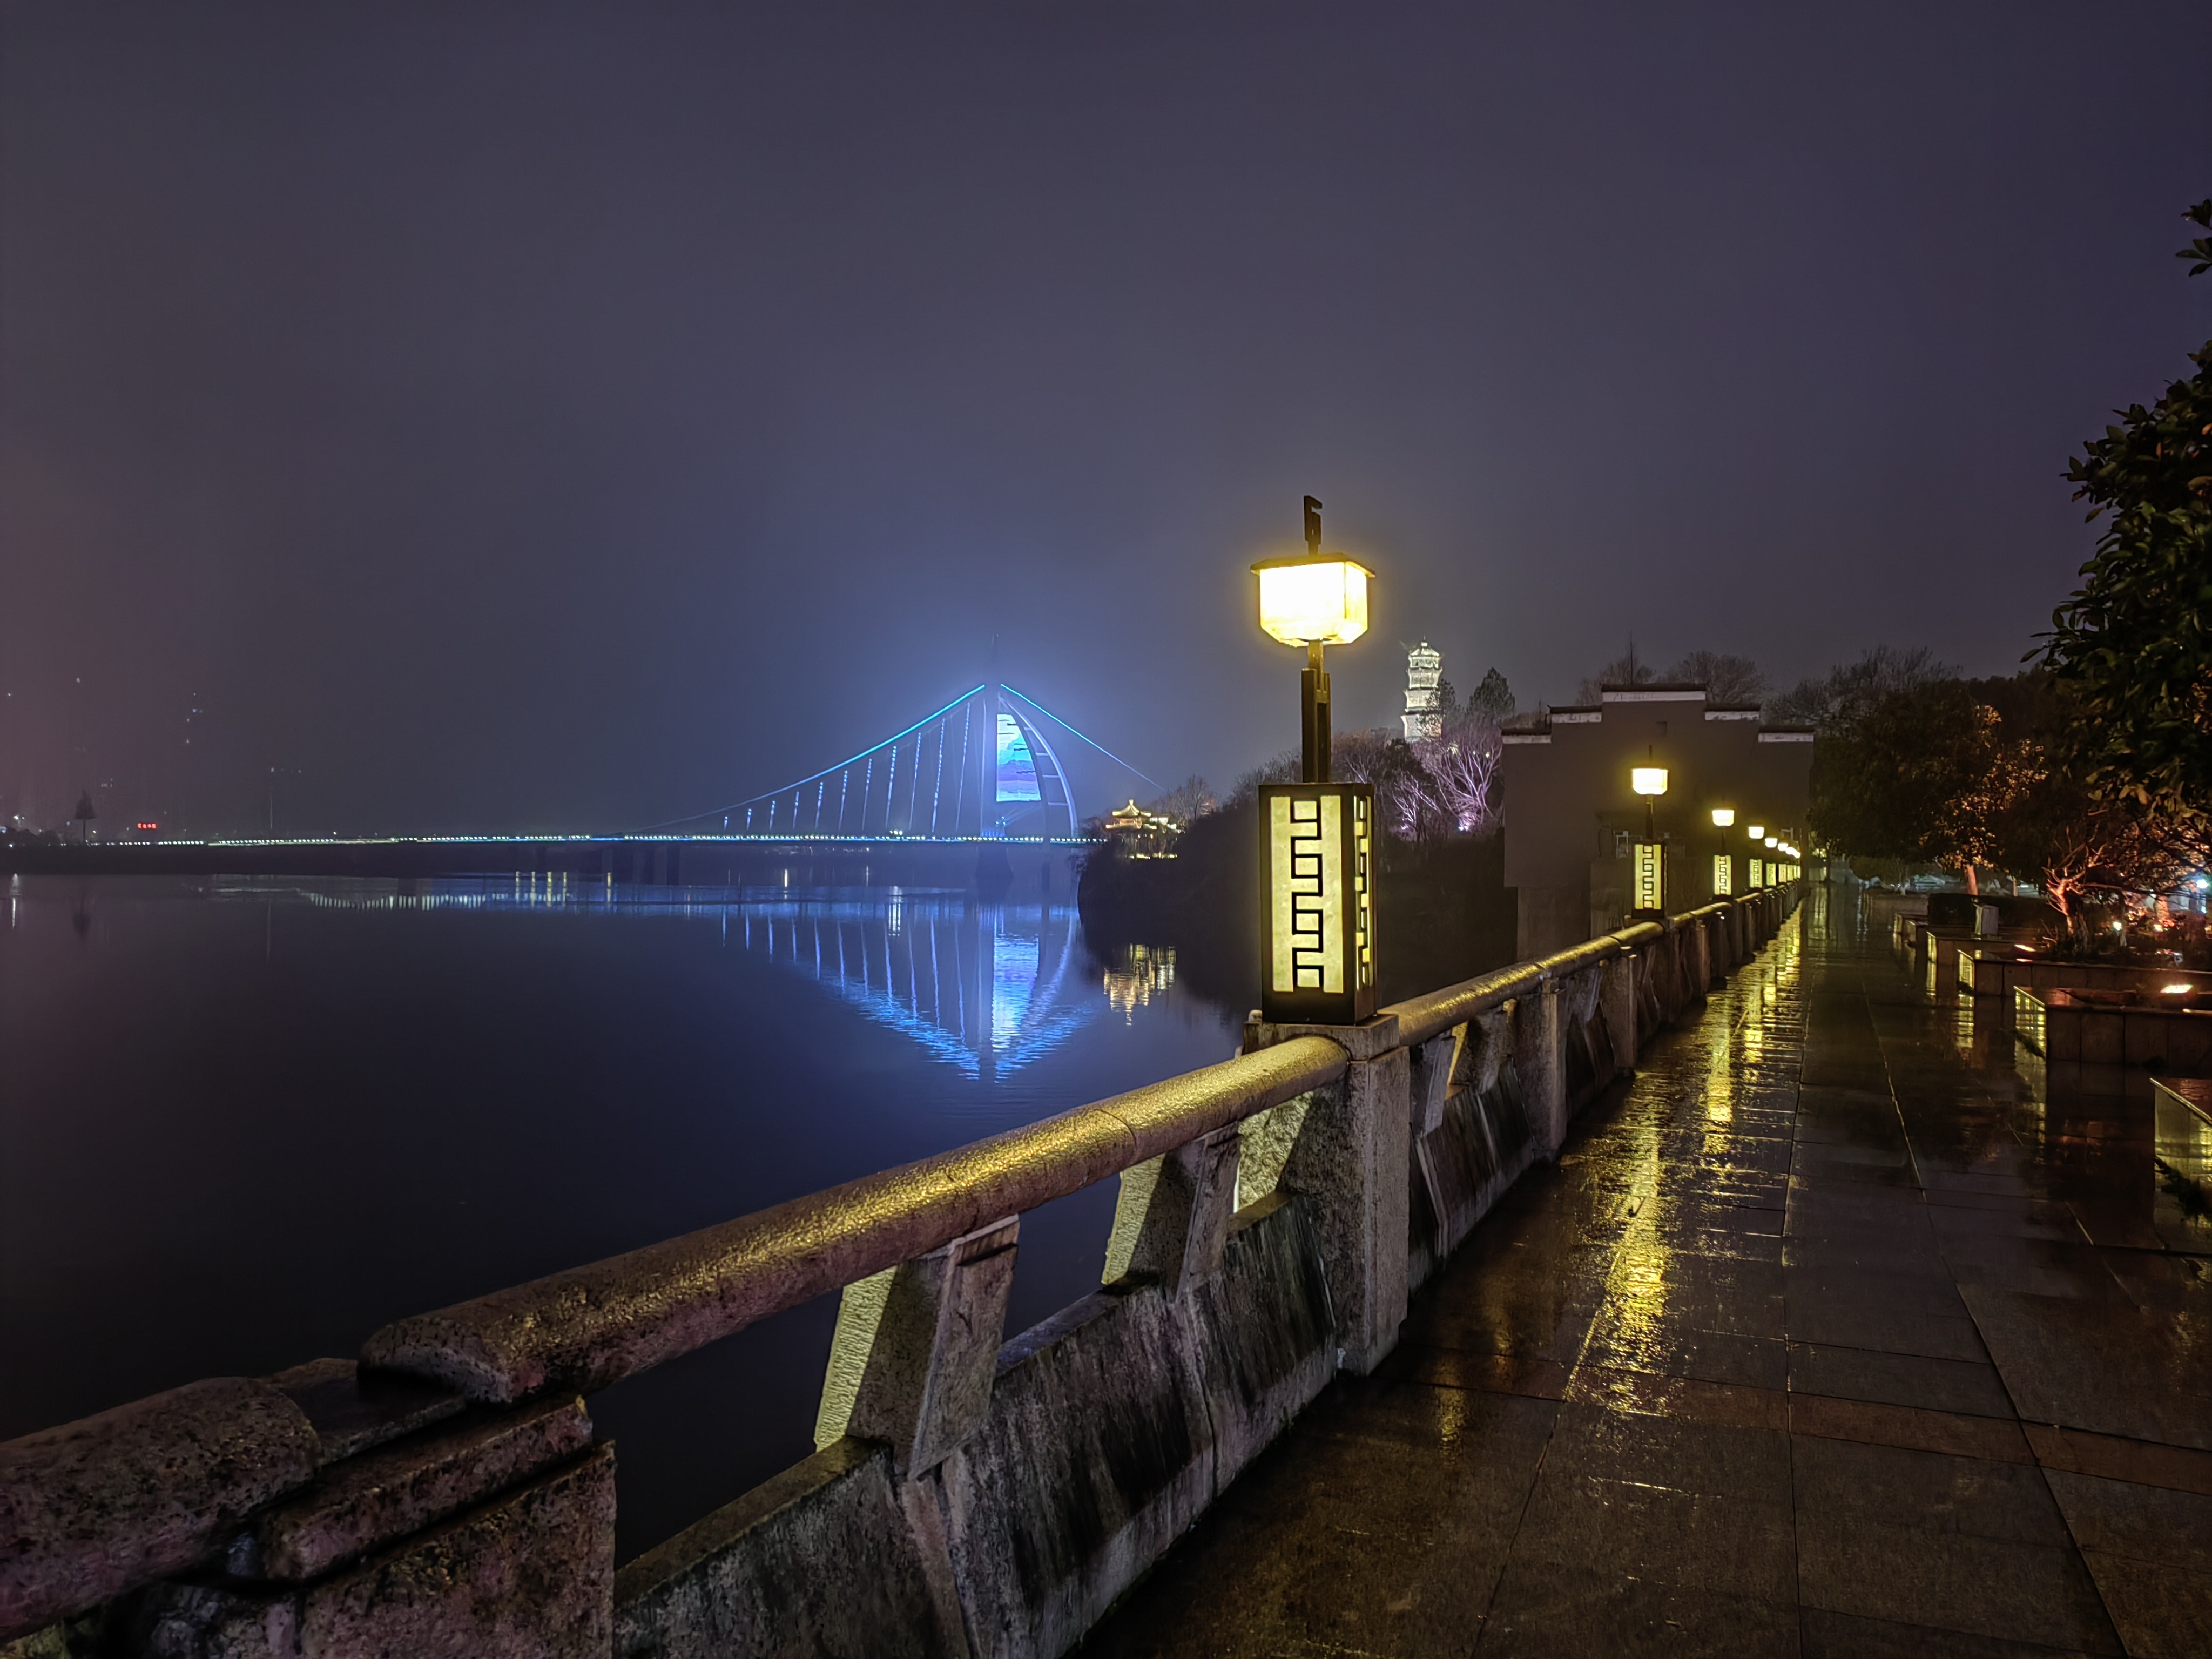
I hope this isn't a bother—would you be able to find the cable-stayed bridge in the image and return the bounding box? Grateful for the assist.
[0,685,1159,884]
[643,683,1158,843]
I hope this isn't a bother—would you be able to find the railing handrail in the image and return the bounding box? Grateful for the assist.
[359,1033,1348,1402]
[1384,919,1665,1048]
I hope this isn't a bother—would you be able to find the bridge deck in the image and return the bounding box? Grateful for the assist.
[1088,889,2211,1657]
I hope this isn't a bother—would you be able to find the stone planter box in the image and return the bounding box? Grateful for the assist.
[2152,1077,2212,1253]
[1959,949,2212,1000]
[1900,924,2038,1000]
[2014,986,2212,1070]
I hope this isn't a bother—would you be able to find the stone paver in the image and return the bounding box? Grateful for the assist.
[1083,888,2212,1657]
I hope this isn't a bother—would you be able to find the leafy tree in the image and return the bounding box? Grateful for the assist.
[2034,200,2212,866]
[1977,674,2183,928]
[1815,670,2182,912]
[1812,680,2005,884]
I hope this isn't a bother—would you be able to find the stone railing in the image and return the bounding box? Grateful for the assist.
[1,887,1799,1658]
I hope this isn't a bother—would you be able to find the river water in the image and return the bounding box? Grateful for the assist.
[0,874,1241,1557]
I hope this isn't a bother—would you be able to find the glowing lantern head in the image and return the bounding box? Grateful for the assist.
[1710,807,1735,827]
[1631,767,1669,797]
[1251,556,1374,647]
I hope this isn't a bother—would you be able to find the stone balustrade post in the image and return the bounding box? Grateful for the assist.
[1407,1028,1460,1258]
[1600,950,1637,1075]
[1656,927,1682,1022]
[1249,1014,1411,1377]
[1513,975,1566,1159]
[815,1216,1020,1475]
[1103,1125,1242,1298]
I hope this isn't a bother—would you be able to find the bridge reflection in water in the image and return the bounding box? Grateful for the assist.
[205,875,1168,1081]
[734,892,1092,1081]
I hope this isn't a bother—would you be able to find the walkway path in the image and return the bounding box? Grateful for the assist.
[1085,888,2211,1657]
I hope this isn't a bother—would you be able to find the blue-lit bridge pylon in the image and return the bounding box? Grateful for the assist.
[647,684,1156,841]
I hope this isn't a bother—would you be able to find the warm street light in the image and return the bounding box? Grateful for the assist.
[1765,836,1778,849]
[1256,495,1377,1027]
[1710,806,1736,895]
[1252,495,1374,786]
[1252,557,1373,649]
[1748,824,1765,840]
[1629,759,1669,914]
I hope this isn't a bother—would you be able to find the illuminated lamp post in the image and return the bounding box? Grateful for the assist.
[1747,823,1766,889]
[1630,763,1669,916]
[1253,495,1378,1025]
[1710,806,1735,897]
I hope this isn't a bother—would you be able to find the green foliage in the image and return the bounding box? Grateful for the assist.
[2035,200,2212,857]
[1811,679,1999,865]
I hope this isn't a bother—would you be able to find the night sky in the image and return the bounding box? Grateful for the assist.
[4,3,2208,836]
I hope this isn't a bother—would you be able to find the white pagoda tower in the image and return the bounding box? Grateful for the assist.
[1403,641,1444,741]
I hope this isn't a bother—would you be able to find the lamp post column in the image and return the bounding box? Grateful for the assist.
[1303,641,1331,784]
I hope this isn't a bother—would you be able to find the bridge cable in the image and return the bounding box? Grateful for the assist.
[997,686,1163,792]
[629,685,987,835]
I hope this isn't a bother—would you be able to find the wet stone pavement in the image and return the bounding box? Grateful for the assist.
[1084,889,2212,1658]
